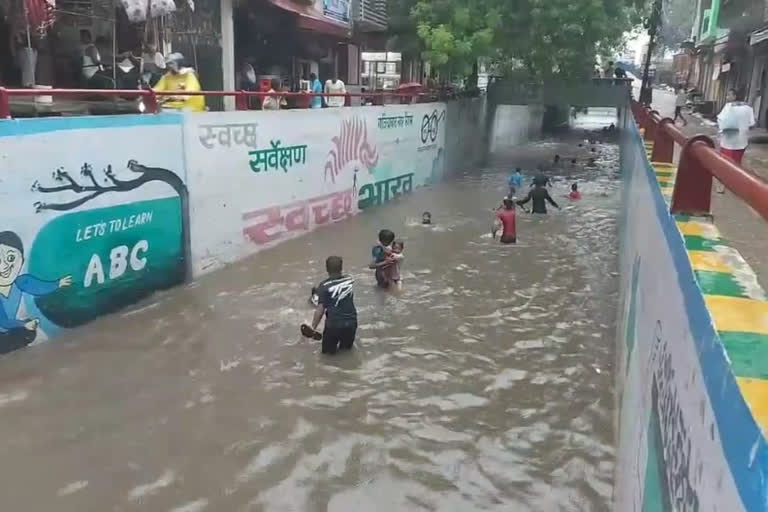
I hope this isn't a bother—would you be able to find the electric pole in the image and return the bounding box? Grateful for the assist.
[640,0,663,105]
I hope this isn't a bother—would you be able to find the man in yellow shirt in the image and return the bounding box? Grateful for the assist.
[153,53,205,112]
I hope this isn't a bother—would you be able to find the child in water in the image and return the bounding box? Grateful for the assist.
[422,211,432,225]
[508,168,523,196]
[387,240,405,288]
[569,183,581,200]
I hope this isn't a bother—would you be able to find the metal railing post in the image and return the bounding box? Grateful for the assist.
[644,109,659,142]
[0,88,10,119]
[651,118,676,163]
[670,135,716,216]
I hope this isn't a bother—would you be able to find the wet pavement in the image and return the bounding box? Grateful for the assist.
[0,126,620,511]
[651,88,768,290]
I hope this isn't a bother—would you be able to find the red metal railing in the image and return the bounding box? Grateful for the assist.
[0,87,433,119]
[631,100,768,222]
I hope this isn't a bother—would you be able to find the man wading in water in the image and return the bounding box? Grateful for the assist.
[310,256,357,355]
[517,182,561,214]
[492,198,518,243]
[369,229,396,288]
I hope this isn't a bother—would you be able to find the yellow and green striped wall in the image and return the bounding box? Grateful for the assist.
[647,151,768,435]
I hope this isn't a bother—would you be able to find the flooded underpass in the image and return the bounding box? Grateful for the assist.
[0,120,621,511]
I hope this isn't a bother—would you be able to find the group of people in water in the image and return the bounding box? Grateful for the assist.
[304,144,600,354]
[303,228,407,354]
[493,147,597,244]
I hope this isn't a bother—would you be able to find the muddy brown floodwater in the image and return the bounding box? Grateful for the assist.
[0,129,620,511]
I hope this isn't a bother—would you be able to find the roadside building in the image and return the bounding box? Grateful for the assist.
[689,0,765,117]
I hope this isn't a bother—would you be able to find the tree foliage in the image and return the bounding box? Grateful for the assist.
[404,0,646,81]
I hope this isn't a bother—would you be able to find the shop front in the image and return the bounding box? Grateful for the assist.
[360,51,400,91]
[233,0,358,108]
[748,25,768,127]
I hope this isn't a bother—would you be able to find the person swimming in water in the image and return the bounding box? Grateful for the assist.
[422,211,432,225]
[517,182,561,214]
[492,198,518,243]
[568,182,581,200]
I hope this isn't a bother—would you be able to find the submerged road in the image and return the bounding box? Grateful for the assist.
[0,126,620,511]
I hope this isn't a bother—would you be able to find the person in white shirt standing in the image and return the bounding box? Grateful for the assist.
[716,88,755,192]
[674,86,688,126]
[324,77,346,108]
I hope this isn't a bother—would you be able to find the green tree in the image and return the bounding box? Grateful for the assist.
[410,0,501,78]
[408,0,645,82]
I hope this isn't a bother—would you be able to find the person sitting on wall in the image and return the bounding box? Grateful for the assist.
[153,53,205,112]
[0,231,72,354]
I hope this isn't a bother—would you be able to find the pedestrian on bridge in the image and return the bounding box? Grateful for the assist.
[716,88,755,192]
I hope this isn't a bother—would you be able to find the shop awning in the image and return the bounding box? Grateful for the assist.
[266,0,350,39]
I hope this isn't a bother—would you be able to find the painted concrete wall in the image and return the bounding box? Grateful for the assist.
[0,99,510,351]
[185,103,448,275]
[0,115,188,354]
[444,97,489,171]
[614,115,768,510]
[488,104,543,154]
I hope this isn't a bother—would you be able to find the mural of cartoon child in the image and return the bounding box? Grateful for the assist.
[0,231,72,354]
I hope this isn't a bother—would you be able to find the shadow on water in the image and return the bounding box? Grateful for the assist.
[0,113,620,511]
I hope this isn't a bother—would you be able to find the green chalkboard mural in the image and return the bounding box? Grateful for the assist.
[0,113,188,354]
[28,160,189,328]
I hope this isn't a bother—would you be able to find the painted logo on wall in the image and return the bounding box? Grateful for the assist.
[324,117,379,183]
[420,109,445,148]
[0,159,188,354]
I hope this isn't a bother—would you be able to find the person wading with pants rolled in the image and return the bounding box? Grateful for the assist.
[310,256,358,355]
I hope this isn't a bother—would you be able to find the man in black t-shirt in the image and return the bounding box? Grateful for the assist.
[517,184,561,214]
[311,256,358,355]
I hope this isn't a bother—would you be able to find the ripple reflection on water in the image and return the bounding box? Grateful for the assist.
[0,138,619,511]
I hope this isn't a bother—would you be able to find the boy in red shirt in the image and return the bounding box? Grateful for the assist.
[492,198,517,244]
